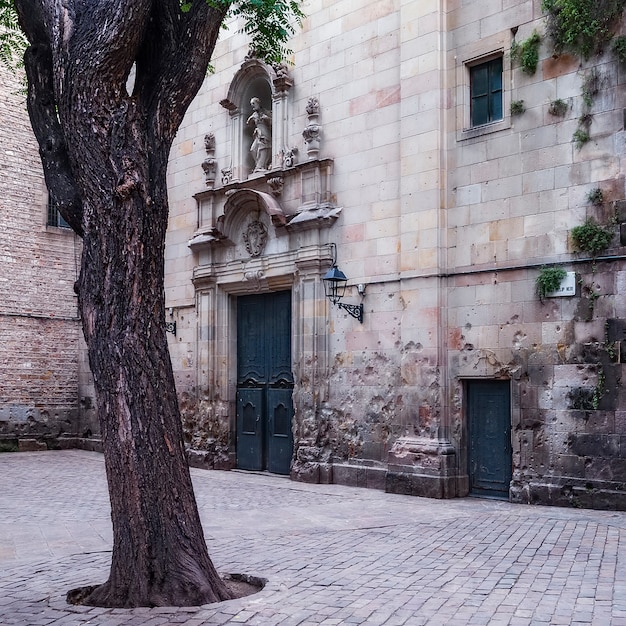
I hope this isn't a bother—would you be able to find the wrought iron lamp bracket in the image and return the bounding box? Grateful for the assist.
[337,302,364,324]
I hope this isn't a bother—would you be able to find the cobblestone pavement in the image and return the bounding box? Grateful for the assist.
[1,451,626,625]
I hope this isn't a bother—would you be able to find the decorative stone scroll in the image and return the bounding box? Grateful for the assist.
[221,167,233,186]
[283,146,298,168]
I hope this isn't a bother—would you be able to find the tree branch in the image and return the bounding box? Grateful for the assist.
[24,43,83,235]
[140,0,230,145]
[15,0,83,236]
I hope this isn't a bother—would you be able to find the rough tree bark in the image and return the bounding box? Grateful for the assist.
[14,0,234,608]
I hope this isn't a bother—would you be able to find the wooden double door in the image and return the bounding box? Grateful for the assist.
[236,291,294,475]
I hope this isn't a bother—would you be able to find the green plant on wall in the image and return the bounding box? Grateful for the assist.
[613,35,626,63]
[548,98,569,116]
[542,0,626,59]
[581,68,601,107]
[571,218,614,256]
[573,127,590,149]
[511,30,542,74]
[592,368,606,409]
[604,322,619,361]
[510,100,526,116]
[536,266,567,301]
[586,188,604,206]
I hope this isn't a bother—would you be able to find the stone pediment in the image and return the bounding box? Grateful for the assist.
[189,159,341,252]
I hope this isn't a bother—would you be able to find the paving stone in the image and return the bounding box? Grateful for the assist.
[1,451,626,625]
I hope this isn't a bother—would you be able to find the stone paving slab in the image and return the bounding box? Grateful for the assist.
[1,451,626,625]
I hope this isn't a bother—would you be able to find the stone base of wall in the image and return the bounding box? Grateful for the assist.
[385,469,458,499]
[186,447,233,470]
[331,461,387,491]
[0,435,103,452]
[385,437,458,499]
[511,477,626,511]
[291,461,333,484]
[58,437,103,452]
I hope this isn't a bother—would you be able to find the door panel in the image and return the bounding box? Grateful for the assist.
[267,387,294,475]
[468,380,512,498]
[236,291,294,475]
[237,294,267,385]
[268,293,293,385]
[236,388,264,471]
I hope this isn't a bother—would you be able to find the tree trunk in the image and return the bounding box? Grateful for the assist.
[14,0,233,608]
[73,102,232,608]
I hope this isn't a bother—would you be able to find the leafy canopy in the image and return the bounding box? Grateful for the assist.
[0,1,25,69]
[1,0,304,69]
[186,0,305,64]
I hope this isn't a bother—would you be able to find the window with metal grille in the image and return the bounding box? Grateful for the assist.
[470,57,503,127]
[47,200,70,229]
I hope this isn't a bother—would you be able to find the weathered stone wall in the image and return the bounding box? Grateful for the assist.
[445,2,626,508]
[0,64,92,446]
[164,0,626,510]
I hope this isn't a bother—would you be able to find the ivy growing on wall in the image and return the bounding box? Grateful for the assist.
[542,0,626,59]
[510,30,542,74]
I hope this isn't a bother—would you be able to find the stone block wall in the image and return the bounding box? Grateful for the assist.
[444,1,626,507]
[162,0,626,510]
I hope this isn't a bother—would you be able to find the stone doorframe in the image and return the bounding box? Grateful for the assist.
[189,182,340,481]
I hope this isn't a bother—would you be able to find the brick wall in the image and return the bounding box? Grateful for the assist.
[0,64,88,445]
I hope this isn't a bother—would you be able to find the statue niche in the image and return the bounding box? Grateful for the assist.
[246,97,272,173]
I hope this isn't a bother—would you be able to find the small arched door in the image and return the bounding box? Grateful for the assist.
[236,290,294,474]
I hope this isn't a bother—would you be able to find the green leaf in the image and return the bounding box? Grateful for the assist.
[208,0,305,64]
[0,1,27,71]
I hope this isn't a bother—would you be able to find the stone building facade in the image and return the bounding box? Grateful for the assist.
[0,64,96,448]
[4,1,626,510]
[165,0,626,510]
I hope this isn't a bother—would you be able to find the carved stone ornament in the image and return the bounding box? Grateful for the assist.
[201,133,218,188]
[305,97,319,116]
[303,97,322,159]
[272,62,293,94]
[243,220,268,257]
[221,166,233,186]
[267,176,284,196]
[283,146,298,168]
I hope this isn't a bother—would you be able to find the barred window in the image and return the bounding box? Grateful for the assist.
[47,200,70,229]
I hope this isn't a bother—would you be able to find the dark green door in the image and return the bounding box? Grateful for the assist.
[236,291,294,474]
[467,380,512,498]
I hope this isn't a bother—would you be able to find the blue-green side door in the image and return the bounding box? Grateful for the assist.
[467,380,512,498]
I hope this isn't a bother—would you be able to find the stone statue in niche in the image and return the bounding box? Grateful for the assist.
[246,97,272,173]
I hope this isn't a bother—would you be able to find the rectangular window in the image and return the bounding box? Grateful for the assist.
[470,56,503,127]
[47,200,70,229]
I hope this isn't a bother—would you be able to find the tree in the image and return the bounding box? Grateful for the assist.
[4,0,302,609]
